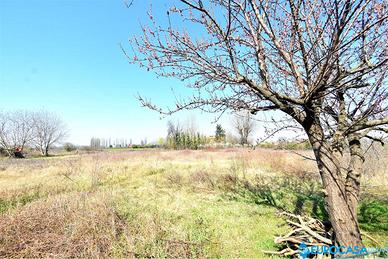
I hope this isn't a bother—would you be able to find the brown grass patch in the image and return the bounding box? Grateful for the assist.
[165,172,183,187]
[0,194,132,258]
[190,170,216,189]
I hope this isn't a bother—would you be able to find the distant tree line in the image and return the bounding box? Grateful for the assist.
[166,121,208,150]
[89,137,133,149]
[0,110,67,157]
[86,113,257,151]
[257,139,311,150]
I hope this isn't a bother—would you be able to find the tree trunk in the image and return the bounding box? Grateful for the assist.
[346,135,363,218]
[306,122,362,249]
[44,146,49,157]
[41,146,49,156]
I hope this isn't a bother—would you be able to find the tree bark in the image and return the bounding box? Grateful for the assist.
[346,135,363,218]
[306,122,363,249]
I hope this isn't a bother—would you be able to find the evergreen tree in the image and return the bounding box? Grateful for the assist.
[215,124,226,142]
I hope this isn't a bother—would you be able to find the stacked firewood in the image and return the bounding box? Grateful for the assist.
[263,212,333,258]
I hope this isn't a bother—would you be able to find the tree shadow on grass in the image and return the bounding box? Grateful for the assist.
[224,173,329,221]
[224,173,388,237]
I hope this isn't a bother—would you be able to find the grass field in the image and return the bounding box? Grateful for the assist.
[0,148,387,257]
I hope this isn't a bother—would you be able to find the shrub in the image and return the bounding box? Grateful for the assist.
[63,143,77,152]
[359,200,388,231]
[258,140,311,150]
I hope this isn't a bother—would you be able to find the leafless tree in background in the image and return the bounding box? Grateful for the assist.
[233,111,255,145]
[0,110,35,155]
[125,0,388,248]
[0,112,8,154]
[33,111,67,156]
[185,115,198,135]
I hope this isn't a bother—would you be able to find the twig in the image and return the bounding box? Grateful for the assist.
[263,247,299,256]
[361,231,382,247]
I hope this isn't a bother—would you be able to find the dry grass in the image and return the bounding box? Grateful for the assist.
[0,193,132,258]
[0,147,387,258]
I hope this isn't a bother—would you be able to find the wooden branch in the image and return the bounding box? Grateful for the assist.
[361,231,382,247]
[286,219,332,245]
[263,247,299,256]
[248,0,306,97]
[266,212,336,256]
[347,117,388,134]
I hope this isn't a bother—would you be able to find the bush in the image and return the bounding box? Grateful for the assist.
[258,140,311,150]
[0,148,7,157]
[63,143,77,152]
[131,144,161,149]
[359,200,388,231]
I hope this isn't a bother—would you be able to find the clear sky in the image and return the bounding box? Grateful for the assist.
[0,0,241,145]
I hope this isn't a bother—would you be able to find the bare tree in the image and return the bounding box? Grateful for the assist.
[33,111,67,156]
[90,137,101,149]
[185,115,198,135]
[0,112,8,154]
[0,110,35,155]
[0,112,12,156]
[233,111,255,145]
[126,0,388,248]
[167,120,176,139]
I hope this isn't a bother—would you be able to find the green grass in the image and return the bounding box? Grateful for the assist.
[110,188,286,258]
[0,188,42,213]
[359,200,388,233]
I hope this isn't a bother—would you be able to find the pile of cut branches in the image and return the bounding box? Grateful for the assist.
[263,212,332,257]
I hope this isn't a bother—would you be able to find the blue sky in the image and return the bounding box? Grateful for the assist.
[0,0,239,145]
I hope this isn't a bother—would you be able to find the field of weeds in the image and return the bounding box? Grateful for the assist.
[0,148,387,257]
